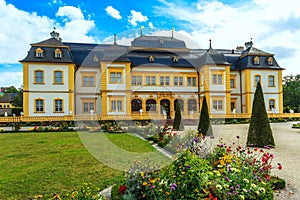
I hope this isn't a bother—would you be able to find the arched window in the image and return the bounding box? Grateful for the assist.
[35,48,44,58]
[149,55,155,62]
[253,56,260,65]
[188,99,197,112]
[131,99,142,112]
[146,99,156,111]
[54,48,62,58]
[172,56,178,63]
[267,57,273,65]
[174,99,184,111]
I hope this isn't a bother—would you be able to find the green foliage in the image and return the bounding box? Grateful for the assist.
[173,101,184,131]
[283,74,300,112]
[4,86,18,93]
[247,82,275,147]
[198,96,213,135]
[10,87,23,107]
[122,132,283,199]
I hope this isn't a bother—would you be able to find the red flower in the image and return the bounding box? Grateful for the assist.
[254,147,258,152]
[119,185,127,195]
[226,147,231,152]
[278,163,283,170]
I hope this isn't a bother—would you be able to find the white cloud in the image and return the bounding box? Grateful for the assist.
[56,6,84,20]
[153,0,300,76]
[0,72,23,88]
[0,1,96,65]
[148,22,154,28]
[105,6,122,20]
[128,10,148,26]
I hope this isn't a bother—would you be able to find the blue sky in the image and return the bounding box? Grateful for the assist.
[1,0,299,88]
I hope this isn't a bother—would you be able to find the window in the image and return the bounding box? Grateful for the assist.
[267,57,273,65]
[187,77,197,86]
[34,70,44,84]
[54,48,62,58]
[82,100,95,113]
[54,99,63,112]
[212,73,223,84]
[35,99,44,112]
[131,99,142,112]
[254,75,261,86]
[213,99,223,110]
[35,48,43,58]
[110,72,122,83]
[149,55,155,62]
[174,76,183,86]
[268,75,275,87]
[188,99,197,112]
[146,76,156,85]
[53,71,63,84]
[172,56,178,63]
[230,79,235,88]
[82,74,95,87]
[132,76,142,85]
[146,99,156,111]
[230,75,236,88]
[253,56,260,65]
[160,76,170,85]
[269,99,275,110]
[111,100,122,112]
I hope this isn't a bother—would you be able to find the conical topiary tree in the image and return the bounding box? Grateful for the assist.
[247,81,275,147]
[198,96,213,135]
[173,101,184,130]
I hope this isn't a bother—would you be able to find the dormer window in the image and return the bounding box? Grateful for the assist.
[149,55,155,62]
[35,48,43,58]
[172,56,178,63]
[159,39,164,45]
[55,48,62,59]
[93,55,99,62]
[267,57,273,65]
[253,56,260,65]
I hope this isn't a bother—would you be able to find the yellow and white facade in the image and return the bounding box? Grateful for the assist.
[20,32,284,119]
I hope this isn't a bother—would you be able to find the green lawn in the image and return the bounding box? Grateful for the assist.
[0,132,167,199]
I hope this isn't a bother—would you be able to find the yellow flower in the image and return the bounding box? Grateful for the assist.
[181,171,185,175]
[140,172,144,177]
[251,183,257,188]
[216,184,222,190]
[243,178,249,183]
[142,182,147,186]
[239,195,245,200]
[165,191,170,195]
[259,187,265,193]
[255,190,260,196]
[34,195,43,199]
[150,179,156,184]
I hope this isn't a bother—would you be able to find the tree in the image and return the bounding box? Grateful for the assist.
[173,101,184,131]
[4,86,18,93]
[283,74,300,112]
[247,82,275,147]
[198,96,212,135]
[10,86,23,108]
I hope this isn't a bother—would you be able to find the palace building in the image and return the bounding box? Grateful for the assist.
[20,31,284,120]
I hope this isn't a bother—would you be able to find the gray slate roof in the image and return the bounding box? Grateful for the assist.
[20,35,284,71]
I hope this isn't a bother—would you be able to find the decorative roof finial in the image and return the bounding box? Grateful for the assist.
[50,27,62,41]
[140,25,144,37]
[209,39,212,49]
[113,34,117,45]
[171,27,175,39]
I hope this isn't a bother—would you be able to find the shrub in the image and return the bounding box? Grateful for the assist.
[247,82,275,147]
[198,96,213,135]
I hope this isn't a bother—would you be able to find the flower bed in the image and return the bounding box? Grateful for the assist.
[117,131,285,199]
